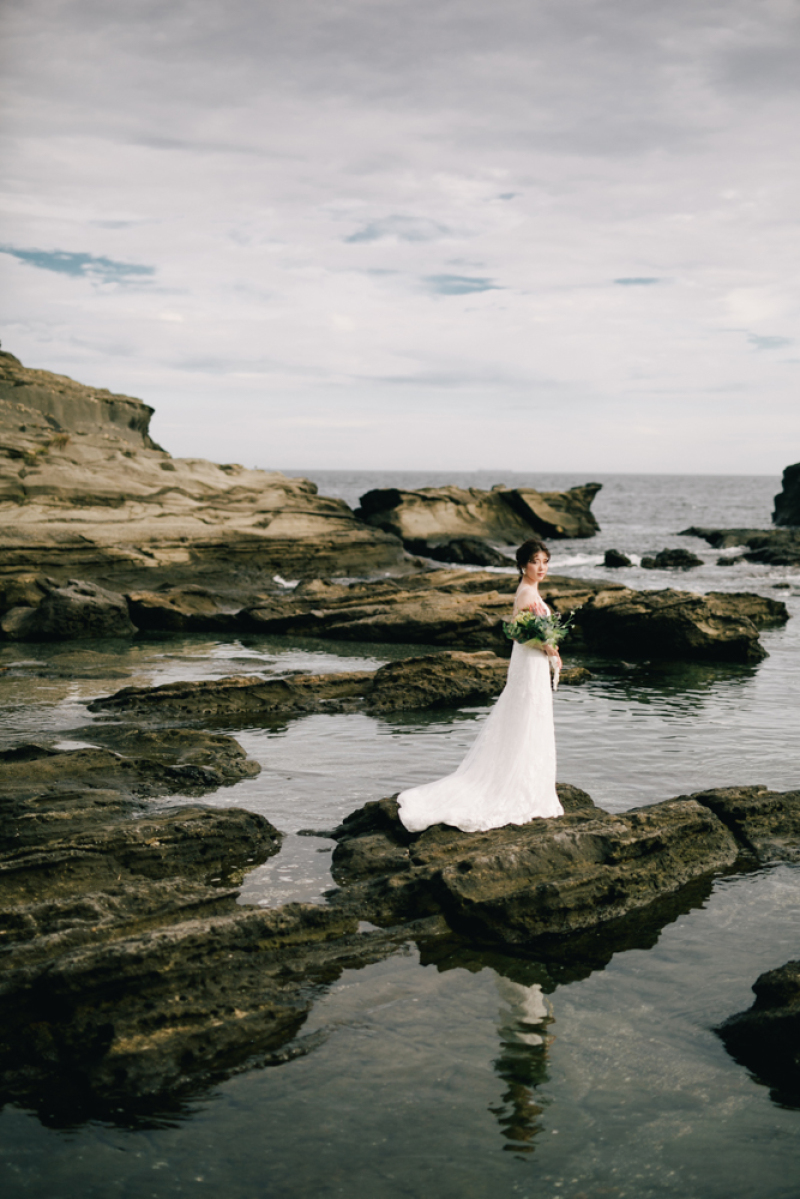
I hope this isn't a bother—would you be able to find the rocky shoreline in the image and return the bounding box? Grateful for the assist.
[1,567,788,665]
[2,727,799,1119]
[2,353,799,1123]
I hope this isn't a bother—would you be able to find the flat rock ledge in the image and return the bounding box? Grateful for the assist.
[242,572,785,664]
[0,735,432,1122]
[1,567,787,663]
[716,959,800,1107]
[87,651,591,723]
[323,785,800,943]
[2,740,799,1119]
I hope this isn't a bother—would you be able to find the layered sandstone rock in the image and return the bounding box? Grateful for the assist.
[242,570,785,664]
[0,351,404,588]
[355,481,601,550]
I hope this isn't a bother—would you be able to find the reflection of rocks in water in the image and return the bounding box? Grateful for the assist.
[716,959,800,1109]
[490,977,554,1155]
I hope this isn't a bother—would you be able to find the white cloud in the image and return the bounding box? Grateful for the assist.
[1,0,799,473]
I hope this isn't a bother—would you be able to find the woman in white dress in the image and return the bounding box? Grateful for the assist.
[397,538,564,833]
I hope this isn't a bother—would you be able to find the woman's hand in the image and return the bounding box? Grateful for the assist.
[542,644,562,668]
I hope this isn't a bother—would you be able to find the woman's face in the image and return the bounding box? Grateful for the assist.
[524,551,549,582]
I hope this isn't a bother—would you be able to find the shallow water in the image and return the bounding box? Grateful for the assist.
[2,472,799,1197]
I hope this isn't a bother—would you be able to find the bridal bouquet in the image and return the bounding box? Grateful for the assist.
[502,608,574,690]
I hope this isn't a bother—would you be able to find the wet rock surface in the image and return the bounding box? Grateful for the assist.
[572,586,786,664]
[604,548,631,568]
[1,578,137,641]
[1,563,786,663]
[0,729,444,1119]
[403,536,513,567]
[325,785,800,945]
[0,352,404,590]
[241,569,785,664]
[355,482,601,545]
[716,959,800,1107]
[773,462,800,528]
[684,525,800,566]
[641,548,703,569]
[88,650,590,725]
[325,790,745,941]
[686,785,800,861]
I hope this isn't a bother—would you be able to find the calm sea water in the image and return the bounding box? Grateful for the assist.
[2,472,799,1199]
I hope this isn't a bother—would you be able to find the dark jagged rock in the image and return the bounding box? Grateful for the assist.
[1,579,137,641]
[716,960,800,1107]
[240,569,784,664]
[681,526,767,550]
[356,482,601,545]
[125,586,242,632]
[326,790,741,943]
[403,536,513,567]
[326,785,800,947]
[88,649,592,724]
[573,587,785,664]
[683,525,800,566]
[773,462,800,527]
[0,730,260,804]
[89,670,376,720]
[641,548,703,569]
[604,549,631,568]
[0,730,444,1120]
[686,785,800,861]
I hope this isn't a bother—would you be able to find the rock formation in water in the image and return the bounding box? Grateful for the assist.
[3,719,800,1121]
[640,548,703,569]
[773,462,800,528]
[683,525,800,567]
[355,482,602,559]
[325,784,800,941]
[0,736,429,1120]
[86,650,590,723]
[1,561,787,660]
[716,958,800,1108]
[242,570,785,664]
[0,350,404,590]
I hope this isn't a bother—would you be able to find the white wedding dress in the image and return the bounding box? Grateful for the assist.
[397,604,563,833]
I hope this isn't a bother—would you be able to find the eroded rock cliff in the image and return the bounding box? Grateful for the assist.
[0,351,404,588]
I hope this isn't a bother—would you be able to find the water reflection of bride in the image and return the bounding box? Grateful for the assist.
[490,976,555,1155]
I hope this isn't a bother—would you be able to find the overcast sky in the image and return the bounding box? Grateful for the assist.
[2,0,799,474]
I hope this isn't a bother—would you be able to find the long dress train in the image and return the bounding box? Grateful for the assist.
[397,628,563,833]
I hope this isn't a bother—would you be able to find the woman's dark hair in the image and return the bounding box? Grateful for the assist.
[515,538,551,576]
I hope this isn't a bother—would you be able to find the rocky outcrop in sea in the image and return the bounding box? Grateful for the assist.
[3,728,799,1120]
[0,351,404,589]
[355,481,602,562]
[773,462,800,528]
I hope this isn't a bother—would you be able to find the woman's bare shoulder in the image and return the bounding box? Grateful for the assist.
[513,581,539,615]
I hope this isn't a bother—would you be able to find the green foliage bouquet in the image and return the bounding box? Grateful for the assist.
[503,607,573,648]
[503,608,574,689]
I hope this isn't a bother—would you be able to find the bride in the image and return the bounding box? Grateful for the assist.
[397,538,564,833]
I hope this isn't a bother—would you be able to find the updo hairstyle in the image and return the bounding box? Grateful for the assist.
[515,537,551,577]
